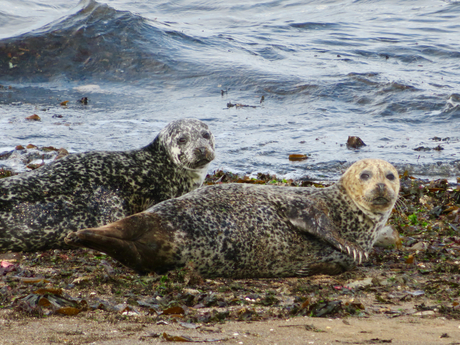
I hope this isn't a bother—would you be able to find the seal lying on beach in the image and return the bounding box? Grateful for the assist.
[0,118,215,253]
[65,159,399,278]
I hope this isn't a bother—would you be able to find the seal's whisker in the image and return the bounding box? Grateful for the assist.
[394,197,408,215]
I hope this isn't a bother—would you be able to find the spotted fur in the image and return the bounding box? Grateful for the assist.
[66,159,399,278]
[0,118,215,252]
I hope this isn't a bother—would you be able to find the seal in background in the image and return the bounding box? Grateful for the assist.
[0,118,215,252]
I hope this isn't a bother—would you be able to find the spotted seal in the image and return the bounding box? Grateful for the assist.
[0,118,215,253]
[65,159,399,278]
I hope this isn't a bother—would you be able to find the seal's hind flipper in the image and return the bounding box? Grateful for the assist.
[65,229,148,271]
[65,212,177,274]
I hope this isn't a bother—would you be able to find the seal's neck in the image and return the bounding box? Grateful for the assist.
[142,136,207,189]
[142,136,162,153]
[336,183,389,224]
[334,183,391,250]
[185,164,210,188]
[142,137,176,167]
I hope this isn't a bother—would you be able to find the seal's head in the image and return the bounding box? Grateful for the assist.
[158,118,215,172]
[340,159,399,215]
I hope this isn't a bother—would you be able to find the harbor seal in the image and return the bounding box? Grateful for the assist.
[65,159,399,278]
[0,118,215,253]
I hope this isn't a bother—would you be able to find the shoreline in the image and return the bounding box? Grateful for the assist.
[1,159,459,344]
[1,144,460,183]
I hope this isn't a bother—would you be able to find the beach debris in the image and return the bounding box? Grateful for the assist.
[25,114,41,121]
[55,148,69,160]
[0,260,17,275]
[179,321,200,329]
[162,306,185,315]
[288,154,308,161]
[304,324,324,332]
[26,154,45,169]
[227,102,256,108]
[414,145,443,151]
[161,332,228,342]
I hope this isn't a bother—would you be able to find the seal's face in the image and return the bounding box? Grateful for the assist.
[341,159,399,215]
[159,118,216,172]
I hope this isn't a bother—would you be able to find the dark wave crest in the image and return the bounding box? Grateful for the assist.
[0,0,181,83]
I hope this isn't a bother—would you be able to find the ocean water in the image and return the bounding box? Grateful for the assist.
[1,0,459,180]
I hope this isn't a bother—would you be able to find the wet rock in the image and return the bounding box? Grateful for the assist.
[346,136,366,149]
[55,148,69,160]
[414,146,431,151]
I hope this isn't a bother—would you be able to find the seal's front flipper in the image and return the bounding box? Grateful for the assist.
[65,212,177,274]
[285,199,368,264]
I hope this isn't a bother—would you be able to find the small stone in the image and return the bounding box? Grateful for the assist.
[345,277,373,289]
[413,310,435,316]
[407,242,427,252]
[374,226,400,248]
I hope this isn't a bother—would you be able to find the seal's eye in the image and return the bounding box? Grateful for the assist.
[178,137,187,144]
[386,173,395,181]
[202,132,211,139]
[360,172,370,181]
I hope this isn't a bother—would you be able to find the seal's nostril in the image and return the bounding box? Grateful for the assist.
[377,183,386,191]
[195,147,206,155]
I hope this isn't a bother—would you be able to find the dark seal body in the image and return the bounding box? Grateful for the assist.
[66,159,399,278]
[0,118,215,252]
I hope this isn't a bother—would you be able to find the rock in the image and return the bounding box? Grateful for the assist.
[346,136,366,149]
[407,242,428,252]
[374,225,401,248]
[345,277,373,289]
